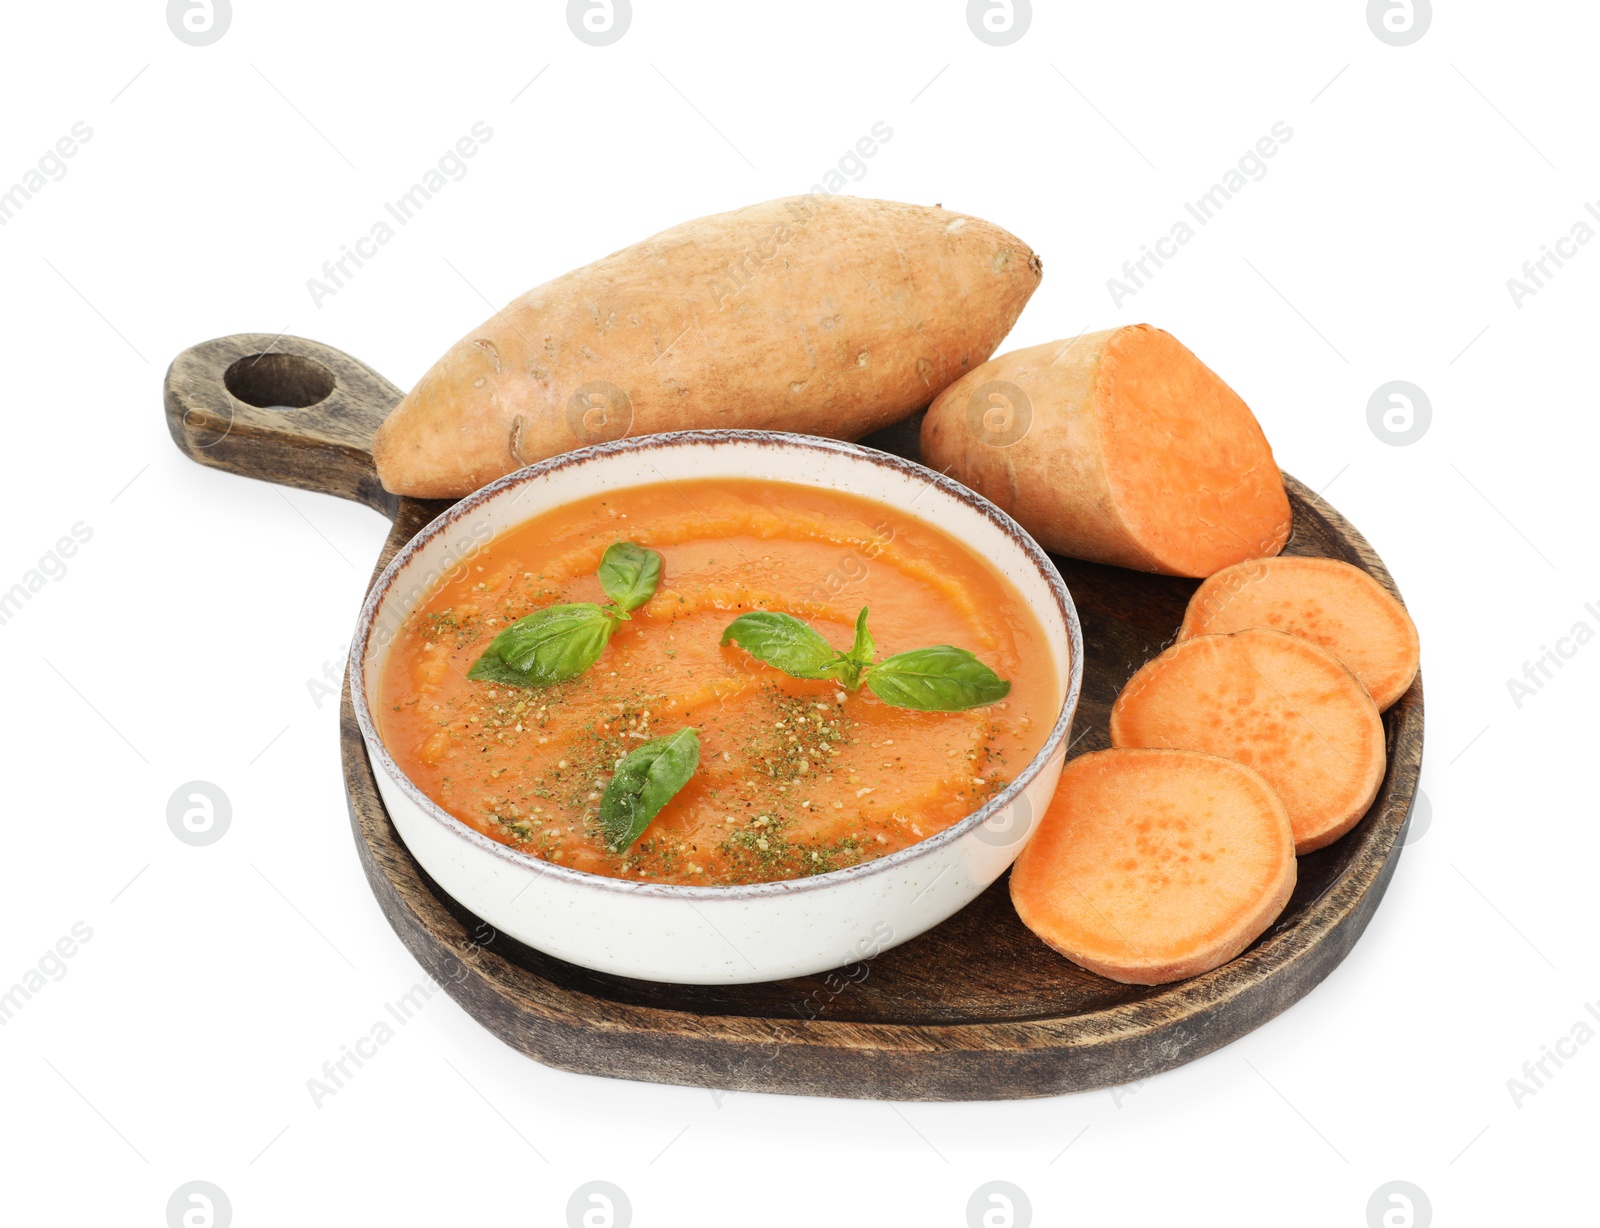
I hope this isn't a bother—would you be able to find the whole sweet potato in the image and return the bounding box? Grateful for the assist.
[375,196,1042,497]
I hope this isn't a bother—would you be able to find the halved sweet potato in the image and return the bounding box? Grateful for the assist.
[920,325,1291,576]
[1179,556,1420,710]
[1010,748,1296,985]
[1109,629,1385,853]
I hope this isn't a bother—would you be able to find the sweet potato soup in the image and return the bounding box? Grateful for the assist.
[378,479,1057,885]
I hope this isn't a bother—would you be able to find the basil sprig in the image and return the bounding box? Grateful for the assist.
[599,727,700,852]
[721,607,1009,712]
[467,541,662,688]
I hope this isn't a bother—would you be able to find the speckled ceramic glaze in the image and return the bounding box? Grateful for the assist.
[350,432,1082,984]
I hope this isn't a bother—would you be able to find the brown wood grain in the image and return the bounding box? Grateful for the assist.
[169,335,1424,1100]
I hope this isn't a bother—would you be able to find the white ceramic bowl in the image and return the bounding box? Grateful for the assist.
[351,431,1083,984]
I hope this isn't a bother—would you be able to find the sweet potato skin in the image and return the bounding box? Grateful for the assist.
[919,325,1291,576]
[1179,556,1420,710]
[374,196,1042,497]
[1010,748,1295,985]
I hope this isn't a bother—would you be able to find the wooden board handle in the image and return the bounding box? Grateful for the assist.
[164,333,404,519]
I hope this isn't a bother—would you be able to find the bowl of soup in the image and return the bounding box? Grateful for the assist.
[351,431,1082,983]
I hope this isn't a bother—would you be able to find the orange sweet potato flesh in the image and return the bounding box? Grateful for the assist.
[920,325,1291,576]
[1179,556,1420,710]
[374,196,1042,497]
[1010,748,1296,985]
[1110,629,1386,853]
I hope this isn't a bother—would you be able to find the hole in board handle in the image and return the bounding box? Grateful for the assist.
[224,352,336,410]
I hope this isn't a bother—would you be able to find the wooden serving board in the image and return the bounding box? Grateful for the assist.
[166,334,1424,1101]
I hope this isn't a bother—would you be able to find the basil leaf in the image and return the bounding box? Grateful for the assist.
[470,602,615,687]
[721,611,848,681]
[598,541,662,614]
[865,645,1011,711]
[465,652,544,687]
[847,607,875,667]
[599,727,701,852]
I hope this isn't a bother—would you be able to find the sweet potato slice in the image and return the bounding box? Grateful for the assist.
[1179,556,1420,710]
[1010,748,1296,985]
[1110,629,1385,853]
[920,325,1291,576]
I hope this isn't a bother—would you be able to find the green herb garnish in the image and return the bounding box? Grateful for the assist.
[597,540,662,613]
[599,727,701,852]
[467,541,662,688]
[720,607,1009,712]
[714,610,859,684]
[862,644,1012,711]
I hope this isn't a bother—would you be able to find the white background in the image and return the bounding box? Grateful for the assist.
[1,2,1594,1225]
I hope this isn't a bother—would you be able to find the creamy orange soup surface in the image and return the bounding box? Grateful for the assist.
[378,479,1058,886]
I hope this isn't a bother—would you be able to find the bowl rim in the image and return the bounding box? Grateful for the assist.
[349,429,1084,901]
